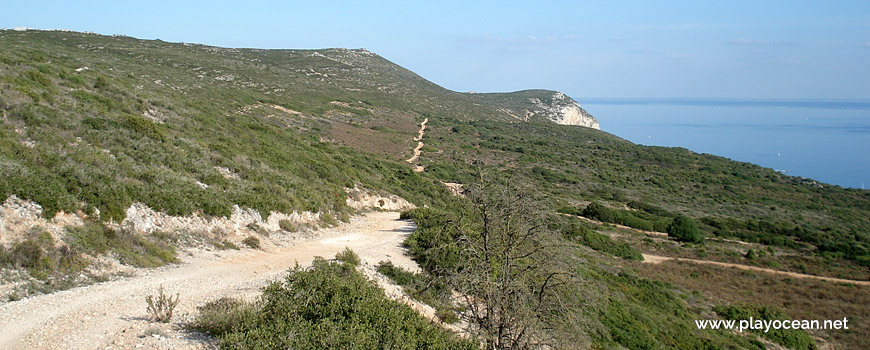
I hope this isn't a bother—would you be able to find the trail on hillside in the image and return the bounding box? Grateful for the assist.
[565,213,868,285]
[642,254,870,286]
[0,211,426,350]
[406,118,428,172]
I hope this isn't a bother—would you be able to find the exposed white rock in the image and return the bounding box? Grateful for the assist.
[214,166,240,180]
[0,186,414,246]
[0,195,84,246]
[530,92,600,129]
[345,187,415,211]
[142,108,166,124]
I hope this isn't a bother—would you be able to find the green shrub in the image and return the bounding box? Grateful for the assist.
[278,219,298,232]
[713,304,816,350]
[376,261,417,286]
[188,297,257,336]
[556,205,582,216]
[65,223,176,268]
[3,228,88,281]
[334,247,361,266]
[319,212,339,227]
[435,305,459,324]
[216,240,239,250]
[582,202,657,231]
[668,215,704,243]
[242,236,260,249]
[208,258,475,349]
[562,224,643,261]
[745,249,757,260]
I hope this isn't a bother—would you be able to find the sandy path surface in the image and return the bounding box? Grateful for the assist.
[0,211,421,350]
[642,254,870,286]
[406,118,428,172]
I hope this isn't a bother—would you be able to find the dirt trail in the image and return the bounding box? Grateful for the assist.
[405,118,428,172]
[571,215,667,237]
[642,254,870,286]
[0,211,424,350]
[569,213,869,285]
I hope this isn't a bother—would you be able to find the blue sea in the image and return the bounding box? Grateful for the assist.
[581,99,870,189]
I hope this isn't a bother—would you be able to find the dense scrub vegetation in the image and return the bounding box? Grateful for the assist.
[558,220,643,260]
[425,118,869,266]
[192,257,475,350]
[401,183,770,349]
[713,304,816,350]
[0,30,454,223]
[0,223,176,298]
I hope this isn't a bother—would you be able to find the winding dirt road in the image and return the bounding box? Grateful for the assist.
[0,211,421,350]
[406,118,428,172]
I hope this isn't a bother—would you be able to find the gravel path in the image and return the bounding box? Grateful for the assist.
[0,211,420,350]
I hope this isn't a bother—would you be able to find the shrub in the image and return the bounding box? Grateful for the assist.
[562,224,643,261]
[745,249,757,260]
[242,236,260,249]
[713,304,816,350]
[209,258,475,349]
[319,212,339,227]
[278,219,298,232]
[65,223,176,268]
[668,215,704,243]
[146,285,180,323]
[216,240,239,250]
[376,260,417,285]
[188,297,256,336]
[3,228,88,281]
[334,247,360,266]
[435,305,459,324]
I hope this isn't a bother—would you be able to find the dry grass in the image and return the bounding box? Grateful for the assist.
[633,259,869,349]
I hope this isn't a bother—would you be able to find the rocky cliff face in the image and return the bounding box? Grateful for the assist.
[529,92,600,129]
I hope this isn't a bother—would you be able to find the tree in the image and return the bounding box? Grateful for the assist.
[449,177,572,350]
[667,215,704,243]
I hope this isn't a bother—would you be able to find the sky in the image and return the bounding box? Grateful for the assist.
[3,0,870,100]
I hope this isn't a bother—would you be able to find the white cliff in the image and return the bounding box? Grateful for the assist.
[529,92,600,129]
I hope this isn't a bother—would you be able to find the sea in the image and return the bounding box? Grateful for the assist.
[580,99,870,189]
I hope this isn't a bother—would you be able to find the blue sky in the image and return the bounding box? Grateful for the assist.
[3,1,870,99]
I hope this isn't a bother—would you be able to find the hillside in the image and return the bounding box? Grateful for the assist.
[1,30,868,349]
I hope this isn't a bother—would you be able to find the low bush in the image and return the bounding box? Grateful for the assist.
[278,219,298,232]
[202,258,475,349]
[668,215,704,243]
[562,224,643,261]
[188,297,257,336]
[713,304,816,350]
[241,236,260,249]
[2,228,88,281]
[334,247,360,266]
[145,285,180,323]
[216,240,239,250]
[65,223,177,267]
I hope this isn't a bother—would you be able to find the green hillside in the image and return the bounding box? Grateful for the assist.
[1,30,868,349]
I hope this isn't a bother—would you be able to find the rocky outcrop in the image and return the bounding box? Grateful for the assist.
[529,92,600,129]
[0,195,84,245]
[1,187,414,245]
[345,187,415,211]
